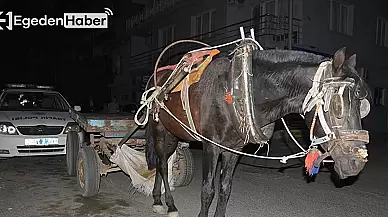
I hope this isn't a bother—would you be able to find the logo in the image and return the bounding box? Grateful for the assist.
[0,8,113,30]
[0,11,12,30]
[37,125,45,133]
[27,125,46,135]
[104,8,113,16]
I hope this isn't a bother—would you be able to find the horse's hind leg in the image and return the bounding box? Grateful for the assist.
[198,142,221,217]
[152,161,164,214]
[147,119,164,214]
[213,151,239,217]
[153,121,179,217]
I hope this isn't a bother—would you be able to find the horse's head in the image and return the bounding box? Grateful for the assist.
[303,47,371,179]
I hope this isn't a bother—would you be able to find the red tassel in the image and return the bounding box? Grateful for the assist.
[305,149,321,174]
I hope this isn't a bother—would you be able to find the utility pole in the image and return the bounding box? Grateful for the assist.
[288,0,293,50]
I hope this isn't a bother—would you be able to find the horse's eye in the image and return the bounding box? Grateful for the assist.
[355,88,361,97]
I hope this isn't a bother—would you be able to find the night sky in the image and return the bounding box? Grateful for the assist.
[1,0,112,106]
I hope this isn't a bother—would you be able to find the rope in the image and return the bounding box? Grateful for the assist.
[188,37,264,54]
[156,100,308,163]
[134,87,158,126]
[309,103,321,141]
[280,118,307,153]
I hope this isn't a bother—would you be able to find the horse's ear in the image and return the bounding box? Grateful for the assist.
[333,47,346,71]
[348,54,357,68]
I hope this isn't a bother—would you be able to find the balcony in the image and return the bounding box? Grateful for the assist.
[127,14,302,73]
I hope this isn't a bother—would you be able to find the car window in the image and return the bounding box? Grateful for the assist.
[0,91,70,112]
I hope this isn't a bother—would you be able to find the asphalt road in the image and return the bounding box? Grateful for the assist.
[0,140,387,217]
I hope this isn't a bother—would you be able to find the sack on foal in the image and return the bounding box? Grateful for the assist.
[110,145,176,196]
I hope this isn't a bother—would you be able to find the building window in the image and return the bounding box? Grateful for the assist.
[376,17,388,48]
[191,10,216,39]
[251,0,300,44]
[252,0,278,33]
[374,87,386,106]
[158,25,174,48]
[328,0,354,36]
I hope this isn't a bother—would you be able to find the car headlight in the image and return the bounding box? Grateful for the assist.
[64,122,82,133]
[0,122,18,135]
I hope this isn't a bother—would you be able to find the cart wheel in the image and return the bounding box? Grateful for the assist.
[66,131,80,176]
[77,145,101,197]
[173,144,194,187]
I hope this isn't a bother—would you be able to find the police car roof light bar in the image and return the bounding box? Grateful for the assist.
[4,84,55,90]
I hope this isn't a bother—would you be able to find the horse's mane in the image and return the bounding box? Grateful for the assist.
[252,49,330,66]
[250,49,371,100]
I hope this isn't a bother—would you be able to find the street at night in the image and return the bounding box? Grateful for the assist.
[1,0,388,217]
[1,140,388,217]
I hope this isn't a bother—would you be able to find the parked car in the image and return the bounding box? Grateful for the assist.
[0,84,84,158]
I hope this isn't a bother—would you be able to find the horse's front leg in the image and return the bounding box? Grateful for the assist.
[198,143,221,217]
[213,151,239,217]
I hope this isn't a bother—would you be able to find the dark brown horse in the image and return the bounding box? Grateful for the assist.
[144,47,371,217]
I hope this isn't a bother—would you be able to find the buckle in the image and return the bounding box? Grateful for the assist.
[311,135,332,146]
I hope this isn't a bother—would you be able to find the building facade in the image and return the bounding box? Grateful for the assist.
[110,0,388,135]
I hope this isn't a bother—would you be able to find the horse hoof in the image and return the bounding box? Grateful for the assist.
[168,211,179,217]
[152,205,166,214]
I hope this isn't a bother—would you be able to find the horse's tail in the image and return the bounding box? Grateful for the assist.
[143,73,158,171]
[145,118,157,170]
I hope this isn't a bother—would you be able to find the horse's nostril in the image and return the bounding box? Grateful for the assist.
[351,159,363,171]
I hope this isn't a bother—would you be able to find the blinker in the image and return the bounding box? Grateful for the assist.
[360,98,370,119]
[330,93,344,119]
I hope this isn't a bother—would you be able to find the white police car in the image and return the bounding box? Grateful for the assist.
[0,84,83,158]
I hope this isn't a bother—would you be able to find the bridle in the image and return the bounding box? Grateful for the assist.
[302,61,370,162]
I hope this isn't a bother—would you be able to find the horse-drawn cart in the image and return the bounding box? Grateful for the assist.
[66,108,194,197]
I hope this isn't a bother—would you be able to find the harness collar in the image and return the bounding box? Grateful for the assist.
[228,40,270,145]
